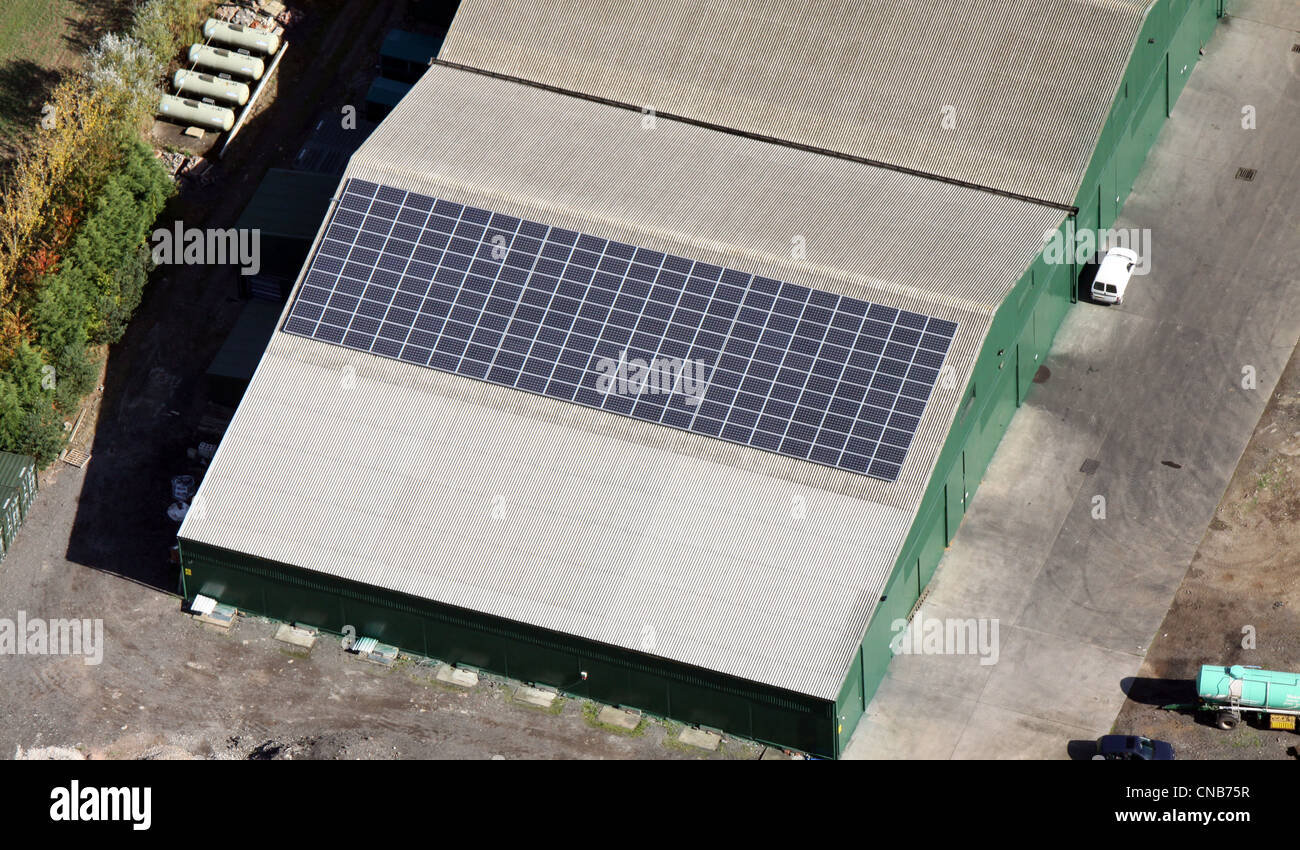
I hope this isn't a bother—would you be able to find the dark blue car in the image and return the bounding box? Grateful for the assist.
[1094,735,1175,760]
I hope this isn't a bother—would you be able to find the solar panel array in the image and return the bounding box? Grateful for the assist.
[282,179,958,482]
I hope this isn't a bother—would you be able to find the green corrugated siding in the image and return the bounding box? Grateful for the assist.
[0,451,36,509]
[1075,0,1216,229]
[179,538,838,757]
[0,486,22,551]
[837,0,1220,753]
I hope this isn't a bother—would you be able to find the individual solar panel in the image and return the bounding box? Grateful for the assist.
[283,179,958,482]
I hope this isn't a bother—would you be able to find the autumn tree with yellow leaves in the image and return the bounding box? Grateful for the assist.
[0,0,203,461]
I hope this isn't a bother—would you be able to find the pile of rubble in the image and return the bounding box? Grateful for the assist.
[156,151,220,187]
[157,150,187,176]
[213,1,301,31]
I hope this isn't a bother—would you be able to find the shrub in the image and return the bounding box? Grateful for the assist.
[0,342,65,464]
[86,32,165,135]
[132,0,208,64]
[51,341,101,414]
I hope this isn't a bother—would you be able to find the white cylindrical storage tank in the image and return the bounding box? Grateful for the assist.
[173,69,250,106]
[158,94,236,132]
[203,19,281,55]
[188,44,265,80]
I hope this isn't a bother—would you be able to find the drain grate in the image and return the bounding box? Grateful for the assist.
[1292,43,1300,53]
[1235,167,1257,181]
[1080,458,1100,475]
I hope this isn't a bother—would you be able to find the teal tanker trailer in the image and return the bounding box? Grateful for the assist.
[1195,664,1300,730]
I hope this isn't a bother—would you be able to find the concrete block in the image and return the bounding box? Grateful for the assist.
[194,603,236,631]
[435,664,478,688]
[596,705,640,730]
[678,727,721,751]
[760,746,806,760]
[514,686,556,708]
[274,624,317,649]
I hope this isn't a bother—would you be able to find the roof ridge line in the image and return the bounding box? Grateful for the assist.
[431,58,1080,216]
[350,163,1002,319]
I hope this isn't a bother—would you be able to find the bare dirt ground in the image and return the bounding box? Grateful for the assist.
[0,0,772,762]
[1114,341,1300,759]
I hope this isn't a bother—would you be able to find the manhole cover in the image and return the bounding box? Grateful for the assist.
[1235,167,1257,181]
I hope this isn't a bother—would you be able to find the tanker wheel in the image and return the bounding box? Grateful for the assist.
[1216,711,1239,731]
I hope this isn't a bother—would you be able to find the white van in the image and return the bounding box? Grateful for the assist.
[1090,247,1139,304]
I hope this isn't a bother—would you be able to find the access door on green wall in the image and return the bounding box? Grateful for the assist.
[945,452,965,542]
[1017,340,1033,405]
[836,650,864,755]
[1169,5,1200,106]
[1100,153,1119,230]
[1197,0,1218,45]
[1118,113,1142,201]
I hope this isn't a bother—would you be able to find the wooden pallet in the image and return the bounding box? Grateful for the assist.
[61,447,91,468]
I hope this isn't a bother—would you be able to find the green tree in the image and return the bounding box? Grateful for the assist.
[42,139,173,345]
[0,342,65,463]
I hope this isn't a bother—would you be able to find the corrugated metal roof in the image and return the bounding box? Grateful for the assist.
[440,0,1152,206]
[185,333,913,698]
[181,64,1063,699]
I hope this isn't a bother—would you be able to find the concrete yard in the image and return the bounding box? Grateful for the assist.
[847,3,1300,759]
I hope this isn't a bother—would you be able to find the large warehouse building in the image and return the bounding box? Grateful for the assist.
[179,0,1222,757]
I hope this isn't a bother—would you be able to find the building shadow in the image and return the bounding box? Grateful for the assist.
[1121,675,1197,707]
[1075,258,1102,303]
[61,265,228,594]
[58,0,453,593]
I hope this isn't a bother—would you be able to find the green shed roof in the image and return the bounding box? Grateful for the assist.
[235,169,339,241]
[366,77,414,109]
[206,299,284,383]
[0,451,35,490]
[380,29,443,65]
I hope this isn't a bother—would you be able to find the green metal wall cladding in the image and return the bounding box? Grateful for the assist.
[180,539,840,756]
